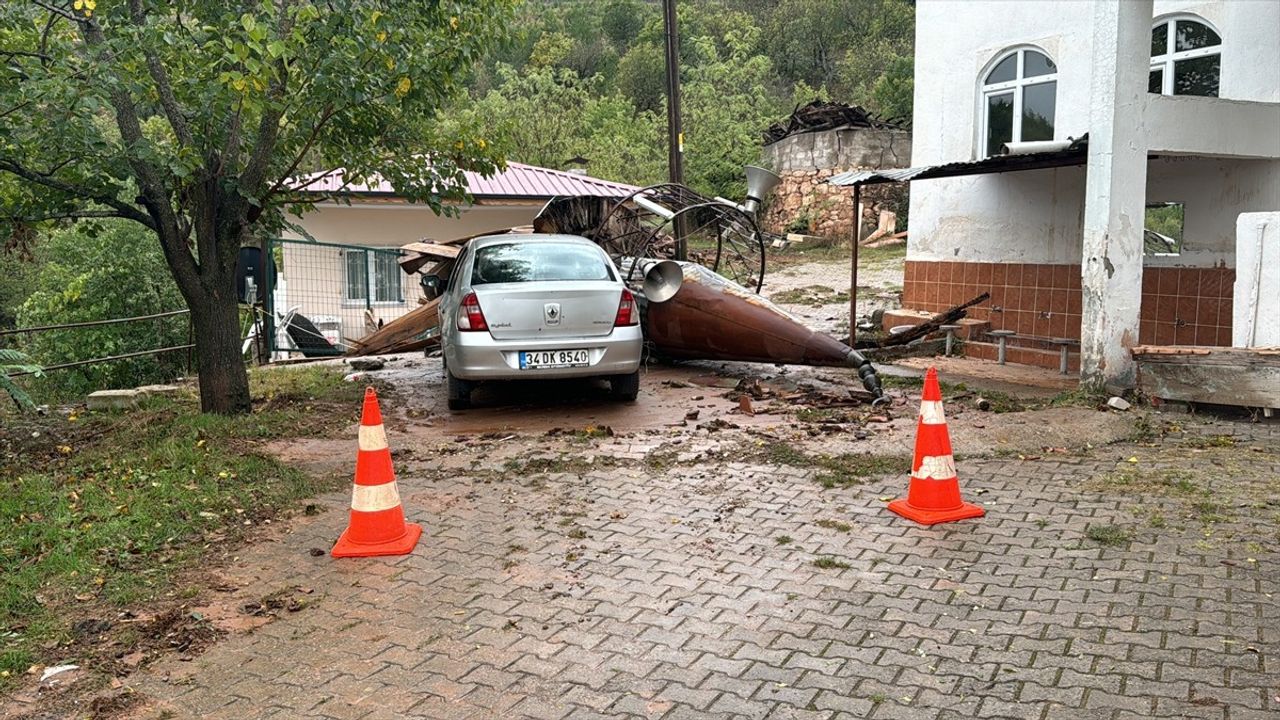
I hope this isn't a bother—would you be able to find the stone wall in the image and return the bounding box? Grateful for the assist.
[763,128,911,173]
[760,128,911,242]
[762,168,909,242]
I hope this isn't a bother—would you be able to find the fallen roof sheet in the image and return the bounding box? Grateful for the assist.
[827,138,1089,187]
[763,100,906,145]
[292,162,639,200]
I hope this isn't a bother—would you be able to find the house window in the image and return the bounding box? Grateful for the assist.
[1150,17,1220,97]
[1144,202,1185,256]
[345,249,404,304]
[981,48,1057,158]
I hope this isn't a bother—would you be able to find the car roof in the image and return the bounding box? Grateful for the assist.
[469,233,600,250]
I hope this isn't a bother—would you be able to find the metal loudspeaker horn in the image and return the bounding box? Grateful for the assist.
[642,260,684,303]
[743,165,782,215]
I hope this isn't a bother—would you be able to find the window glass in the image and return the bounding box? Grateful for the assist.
[1023,51,1056,78]
[1175,20,1220,52]
[986,54,1017,84]
[1173,54,1220,96]
[345,250,368,301]
[986,92,1014,157]
[372,252,402,302]
[1021,82,1056,141]
[472,243,615,285]
[1148,68,1164,93]
[1144,203,1185,256]
[1151,22,1168,56]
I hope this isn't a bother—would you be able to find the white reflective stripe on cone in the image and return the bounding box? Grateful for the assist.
[913,454,956,480]
[351,482,401,512]
[919,400,947,425]
[357,423,389,452]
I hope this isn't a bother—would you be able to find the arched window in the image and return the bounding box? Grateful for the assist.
[980,48,1057,158]
[1150,16,1221,97]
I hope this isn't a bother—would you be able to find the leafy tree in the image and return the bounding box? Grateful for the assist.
[0,0,512,414]
[17,221,188,400]
[681,26,786,198]
[442,65,664,187]
[601,0,651,51]
[871,55,914,121]
[616,42,667,113]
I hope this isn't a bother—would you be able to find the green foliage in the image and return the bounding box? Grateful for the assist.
[0,348,42,410]
[601,0,652,50]
[15,222,188,401]
[445,0,915,197]
[616,43,667,113]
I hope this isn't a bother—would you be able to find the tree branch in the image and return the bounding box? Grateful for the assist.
[127,0,194,148]
[3,209,131,222]
[0,158,154,228]
[31,0,82,24]
[78,19,200,288]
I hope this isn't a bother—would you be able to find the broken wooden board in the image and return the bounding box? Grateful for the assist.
[1133,345,1280,408]
[348,298,442,356]
[401,242,461,259]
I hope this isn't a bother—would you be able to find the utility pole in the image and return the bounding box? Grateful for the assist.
[662,0,688,260]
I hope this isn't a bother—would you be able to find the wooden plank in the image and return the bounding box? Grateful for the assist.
[400,242,461,259]
[1132,345,1280,367]
[1137,361,1280,407]
[347,298,442,356]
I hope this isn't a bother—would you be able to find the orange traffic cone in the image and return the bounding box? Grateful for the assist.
[887,367,985,525]
[331,387,423,557]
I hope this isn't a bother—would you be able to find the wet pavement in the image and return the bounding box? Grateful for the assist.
[117,366,1280,720]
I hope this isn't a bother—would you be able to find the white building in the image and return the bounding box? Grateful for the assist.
[891,0,1279,386]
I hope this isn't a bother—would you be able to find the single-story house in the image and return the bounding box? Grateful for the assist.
[274,163,638,350]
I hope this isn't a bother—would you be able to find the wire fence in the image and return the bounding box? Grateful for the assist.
[265,238,426,357]
[2,309,194,401]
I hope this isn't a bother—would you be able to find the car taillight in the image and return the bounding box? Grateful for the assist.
[457,292,488,332]
[614,288,638,327]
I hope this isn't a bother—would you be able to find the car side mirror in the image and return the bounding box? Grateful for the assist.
[420,274,444,300]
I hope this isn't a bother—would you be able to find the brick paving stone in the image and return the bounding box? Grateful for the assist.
[121,415,1280,720]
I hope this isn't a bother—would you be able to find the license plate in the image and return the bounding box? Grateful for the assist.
[519,349,590,369]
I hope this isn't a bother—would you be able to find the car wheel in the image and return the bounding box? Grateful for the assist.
[447,369,472,410]
[610,370,640,402]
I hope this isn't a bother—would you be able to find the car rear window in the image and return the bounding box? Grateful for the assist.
[471,243,615,284]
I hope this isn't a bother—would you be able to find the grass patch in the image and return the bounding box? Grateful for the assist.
[1180,434,1236,449]
[815,519,852,533]
[775,535,793,545]
[769,285,850,307]
[812,556,852,570]
[0,365,359,690]
[756,442,906,489]
[1085,524,1132,547]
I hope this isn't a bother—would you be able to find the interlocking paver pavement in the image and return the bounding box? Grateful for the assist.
[132,417,1280,719]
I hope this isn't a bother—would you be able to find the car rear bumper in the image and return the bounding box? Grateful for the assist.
[446,326,643,381]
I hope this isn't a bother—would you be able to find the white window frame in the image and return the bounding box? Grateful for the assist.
[1149,15,1221,96]
[343,248,405,307]
[979,48,1058,159]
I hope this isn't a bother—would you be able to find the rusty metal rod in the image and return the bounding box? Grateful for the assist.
[0,309,189,336]
[850,184,861,346]
[5,344,196,377]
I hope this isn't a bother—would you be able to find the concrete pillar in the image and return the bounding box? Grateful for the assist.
[1079,0,1153,390]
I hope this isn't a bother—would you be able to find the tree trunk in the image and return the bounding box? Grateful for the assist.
[188,283,252,415]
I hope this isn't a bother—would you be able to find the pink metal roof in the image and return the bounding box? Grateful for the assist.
[292,162,638,200]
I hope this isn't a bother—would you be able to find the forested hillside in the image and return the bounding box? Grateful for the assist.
[440,0,915,197]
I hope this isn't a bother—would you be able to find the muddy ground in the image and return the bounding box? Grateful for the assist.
[272,352,1137,481]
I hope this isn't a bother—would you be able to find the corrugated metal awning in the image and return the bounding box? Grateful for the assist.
[827,136,1089,188]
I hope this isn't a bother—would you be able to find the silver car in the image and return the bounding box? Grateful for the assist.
[438,234,643,410]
